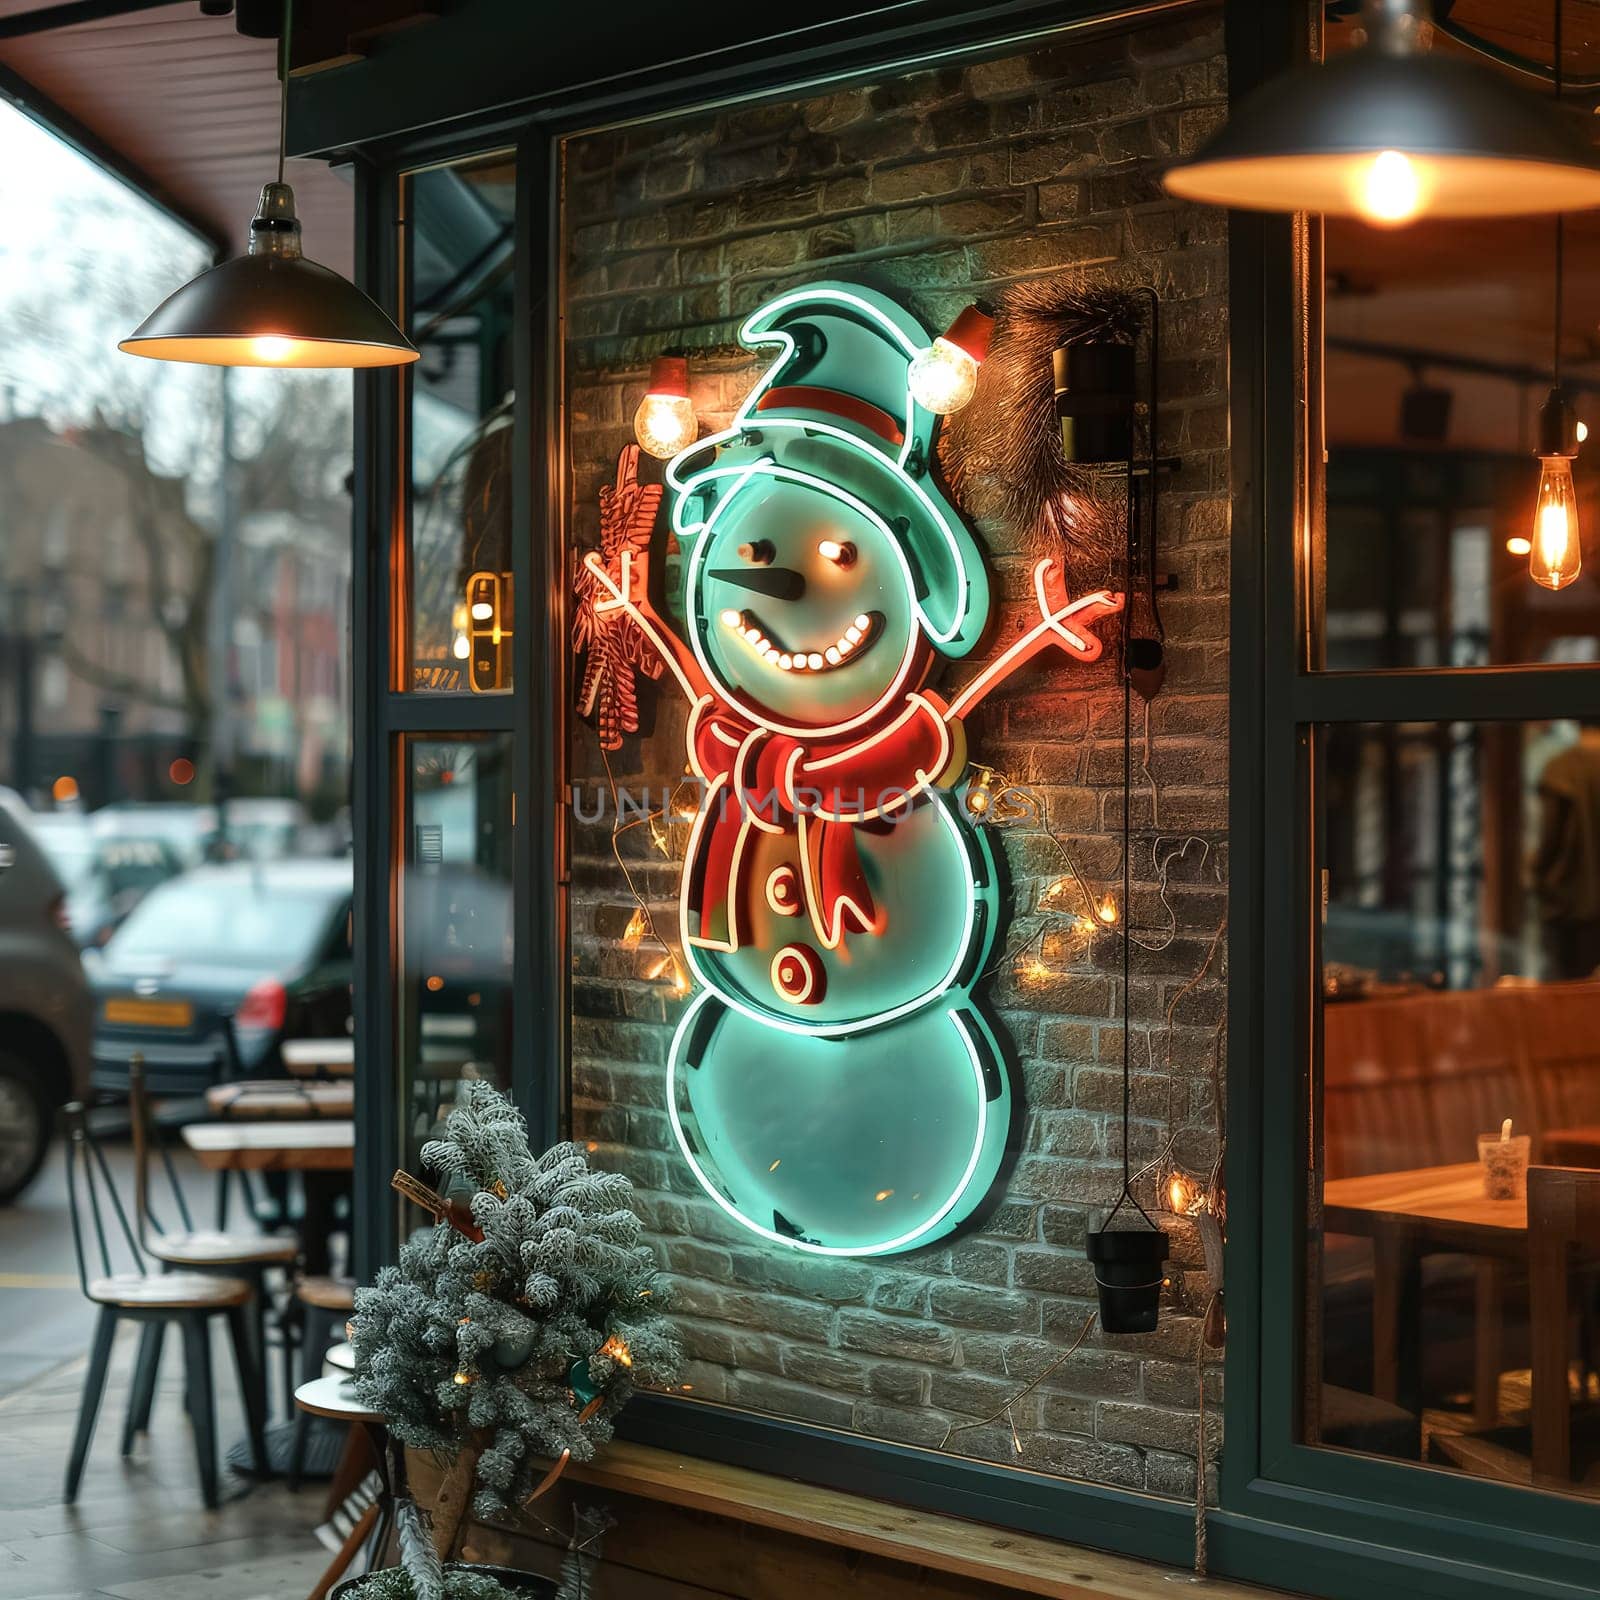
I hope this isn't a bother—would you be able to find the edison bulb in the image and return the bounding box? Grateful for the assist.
[1530,455,1582,590]
[908,336,980,414]
[1353,150,1424,228]
[633,391,697,460]
[251,335,295,362]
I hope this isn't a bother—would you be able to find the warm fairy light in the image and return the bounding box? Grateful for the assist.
[251,335,295,362]
[1169,1174,1193,1213]
[597,1333,633,1367]
[1097,896,1119,925]
[1506,535,1533,557]
[622,908,648,945]
[875,1189,894,1202]
[907,307,992,414]
[966,767,996,816]
[1352,150,1424,228]
[1531,455,1583,590]
[453,1370,473,1386]
[1075,913,1096,934]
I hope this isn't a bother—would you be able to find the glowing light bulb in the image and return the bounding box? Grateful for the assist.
[633,355,696,459]
[452,633,471,660]
[470,601,494,621]
[1169,1174,1193,1214]
[1506,535,1533,557]
[1530,455,1582,591]
[1097,896,1119,925]
[907,305,992,414]
[1353,150,1424,228]
[251,335,295,362]
[1578,421,1590,444]
[908,336,980,414]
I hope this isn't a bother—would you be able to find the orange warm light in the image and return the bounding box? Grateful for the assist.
[52,775,79,804]
[121,334,418,369]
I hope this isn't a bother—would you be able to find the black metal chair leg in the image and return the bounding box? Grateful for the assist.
[180,1314,220,1509]
[66,1307,118,1502]
[226,1305,270,1477]
[121,1321,164,1454]
[286,1305,326,1490]
[214,1170,231,1231]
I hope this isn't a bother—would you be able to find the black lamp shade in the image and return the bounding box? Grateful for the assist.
[120,182,418,369]
[119,251,419,368]
[1164,48,1600,220]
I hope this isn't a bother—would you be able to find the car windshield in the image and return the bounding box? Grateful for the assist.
[108,876,340,968]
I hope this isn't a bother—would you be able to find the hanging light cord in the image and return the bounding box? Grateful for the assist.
[277,0,294,187]
[1554,0,1565,390]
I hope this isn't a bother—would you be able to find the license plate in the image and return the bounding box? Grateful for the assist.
[104,998,193,1028]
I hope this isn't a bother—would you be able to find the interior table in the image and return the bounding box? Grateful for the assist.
[206,1080,354,1118]
[1323,1162,1526,1429]
[1541,1125,1600,1167]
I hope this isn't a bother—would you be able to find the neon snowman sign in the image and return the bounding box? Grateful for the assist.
[584,282,1122,1256]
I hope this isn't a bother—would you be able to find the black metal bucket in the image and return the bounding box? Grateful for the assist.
[332,1563,558,1600]
[1087,1227,1168,1334]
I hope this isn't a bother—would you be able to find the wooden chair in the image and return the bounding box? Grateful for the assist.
[124,1057,298,1438]
[287,1274,358,1488]
[1529,1165,1600,1485]
[61,1102,269,1508]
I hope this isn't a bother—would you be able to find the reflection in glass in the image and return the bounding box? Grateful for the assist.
[399,737,514,1188]
[406,155,515,692]
[1312,719,1600,1497]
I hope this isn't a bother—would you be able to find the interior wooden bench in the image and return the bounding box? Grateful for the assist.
[415,1441,1287,1600]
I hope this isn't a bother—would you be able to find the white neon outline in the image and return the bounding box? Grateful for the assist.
[680,773,740,955]
[666,992,996,1257]
[795,809,881,952]
[681,796,982,1038]
[800,693,952,823]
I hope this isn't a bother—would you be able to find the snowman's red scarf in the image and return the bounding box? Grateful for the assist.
[686,692,954,952]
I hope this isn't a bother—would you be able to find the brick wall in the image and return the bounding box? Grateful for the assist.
[564,4,1229,1502]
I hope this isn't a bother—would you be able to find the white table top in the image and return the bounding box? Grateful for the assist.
[183,1119,355,1152]
[294,1374,383,1423]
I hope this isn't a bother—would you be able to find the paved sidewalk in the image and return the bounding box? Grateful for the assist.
[0,1319,330,1600]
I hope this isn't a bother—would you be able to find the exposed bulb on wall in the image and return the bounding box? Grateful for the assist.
[1531,452,1582,590]
[634,354,697,459]
[907,305,994,415]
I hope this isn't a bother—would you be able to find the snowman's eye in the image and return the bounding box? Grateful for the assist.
[818,539,856,568]
[737,540,775,566]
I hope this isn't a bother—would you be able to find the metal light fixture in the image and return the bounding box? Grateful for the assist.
[1164,0,1600,224]
[119,1,417,368]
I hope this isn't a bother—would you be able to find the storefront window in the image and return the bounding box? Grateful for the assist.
[406,154,515,692]
[398,734,514,1183]
[1310,717,1600,1497]
[562,7,1229,1497]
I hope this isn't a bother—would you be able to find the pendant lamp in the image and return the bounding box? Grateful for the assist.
[119,0,417,368]
[1164,0,1600,224]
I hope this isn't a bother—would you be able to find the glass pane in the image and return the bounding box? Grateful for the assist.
[1311,718,1600,1499]
[407,154,516,692]
[563,4,1230,1499]
[1318,13,1600,669]
[398,736,514,1190]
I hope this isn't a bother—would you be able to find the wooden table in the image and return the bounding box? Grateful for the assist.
[205,1080,354,1119]
[1324,1162,1525,1427]
[183,1120,355,1171]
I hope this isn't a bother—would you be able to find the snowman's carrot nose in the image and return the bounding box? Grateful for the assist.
[710,566,806,601]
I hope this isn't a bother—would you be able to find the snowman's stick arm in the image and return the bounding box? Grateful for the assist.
[944,578,1124,723]
[583,550,708,704]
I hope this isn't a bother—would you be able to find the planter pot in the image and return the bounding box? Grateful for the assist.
[332,1562,557,1600]
[1087,1227,1168,1333]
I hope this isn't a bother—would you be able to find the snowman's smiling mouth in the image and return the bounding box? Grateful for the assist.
[718,608,883,673]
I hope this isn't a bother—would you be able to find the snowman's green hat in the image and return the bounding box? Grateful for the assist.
[668,281,990,657]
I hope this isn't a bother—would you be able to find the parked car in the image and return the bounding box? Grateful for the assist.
[29,815,184,948]
[92,801,218,868]
[0,794,91,1201]
[87,858,353,1095]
